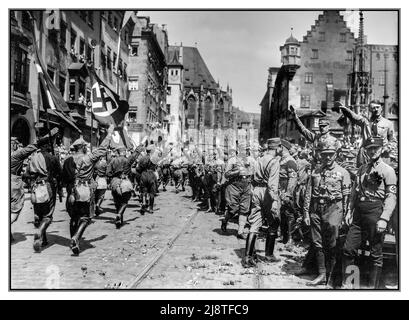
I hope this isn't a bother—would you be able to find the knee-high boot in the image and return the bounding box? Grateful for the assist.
[263,233,281,262]
[241,232,257,268]
[70,220,89,255]
[33,218,52,252]
[307,249,327,286]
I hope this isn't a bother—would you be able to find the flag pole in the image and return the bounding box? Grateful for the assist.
[90,108,94,152]
[28,11,54,155]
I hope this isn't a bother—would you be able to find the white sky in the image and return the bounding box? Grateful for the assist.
[139,10,398,114]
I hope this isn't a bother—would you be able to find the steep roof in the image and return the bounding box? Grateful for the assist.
[169,46,218,90]
[167,49,183,68]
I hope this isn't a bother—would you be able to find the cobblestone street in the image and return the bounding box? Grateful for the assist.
[11,187,315,290]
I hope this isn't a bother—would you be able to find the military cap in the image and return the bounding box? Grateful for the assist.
[267,138,281,149]
[281,139,292,151]
[318,118,330,126]
[318,140,337,153]
[363,137,383,149]
[71,137,88,148]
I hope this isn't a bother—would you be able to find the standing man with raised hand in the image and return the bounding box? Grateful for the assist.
[26,130,62,252]
[342,137,397,289]
[10,128,59,242]
[334,101,396,166]
[243,138,281,267]
[289,105,340,162]
[68,124,114,255]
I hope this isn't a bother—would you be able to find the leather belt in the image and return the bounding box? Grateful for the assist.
[358,196,382,203]
[314,197,342,204]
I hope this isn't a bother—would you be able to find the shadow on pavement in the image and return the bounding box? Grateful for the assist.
[11,232,27,245]
[212,228,238,237]
[78,234,108,253]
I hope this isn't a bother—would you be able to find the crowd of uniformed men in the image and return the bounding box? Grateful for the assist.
[10,100,398,289]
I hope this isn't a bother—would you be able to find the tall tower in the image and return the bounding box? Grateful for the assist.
[167,48,184,144]
[349,10,370,110]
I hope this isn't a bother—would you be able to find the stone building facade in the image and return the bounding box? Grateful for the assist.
[259,10,398,144]
[10,10,135,147]
[127,16,169,144]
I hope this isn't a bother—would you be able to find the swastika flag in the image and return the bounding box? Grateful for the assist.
[89,68,129,127]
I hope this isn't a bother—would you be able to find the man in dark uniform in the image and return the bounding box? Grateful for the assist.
[303,139,351,286]
[107,146,141,228]
[279,139,298,245]
[138,144,156,214]
[221,147,253,238]
[26,132,62,252]
[342,137,397,289]
[64,125,114,255]
[243,138,281,267]
[10,128,59,241]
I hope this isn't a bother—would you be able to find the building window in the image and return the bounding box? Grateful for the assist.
[47,66,55,83]
[340,33,346,42]
[69,77,76,101]
[60,20,67,48]
[319,32,325,41]
[107,47,112,70]
[131,45,138,56]
[79,37,85,57]
[129,79,139,91]
[113,52,117,69]
[13,46,29,94]
[128,111,137,122]
[88,11,94,29]
[312,49,319,59]
[346,50,353,61]
[70,29,77,52]
[379,75,385,86]
[166,104,171,114]
[376,53,380,60]
[108,11,113,27]
[301,95,311,108]
[59,74,66,97]
[123,63,127,81]
[305,73,313,84]
[326,73,333,84]
[100,50,106,69]
[87,44,92,62]
[124,31,129,43]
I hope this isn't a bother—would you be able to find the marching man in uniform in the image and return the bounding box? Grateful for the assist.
[342,136,397,289]
[67,125,114,255]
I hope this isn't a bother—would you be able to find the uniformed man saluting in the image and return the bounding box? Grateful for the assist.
[342,136,397,289]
